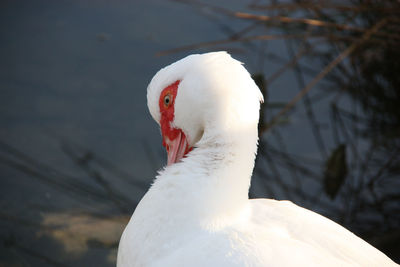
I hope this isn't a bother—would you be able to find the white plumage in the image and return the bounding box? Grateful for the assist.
[117,52,397,267]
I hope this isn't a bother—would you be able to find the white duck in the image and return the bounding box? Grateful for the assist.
[117,52,397,267]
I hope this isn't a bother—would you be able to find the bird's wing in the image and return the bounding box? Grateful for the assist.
[246,198,397,266]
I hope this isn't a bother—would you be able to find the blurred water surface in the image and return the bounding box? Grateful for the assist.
[0,1,248,265]
[1,0,399,266]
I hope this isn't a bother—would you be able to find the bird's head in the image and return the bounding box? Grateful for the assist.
[147,52,263,166]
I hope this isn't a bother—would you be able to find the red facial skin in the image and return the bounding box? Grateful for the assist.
[159,80,192,156]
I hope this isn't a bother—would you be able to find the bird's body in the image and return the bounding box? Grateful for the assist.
[117,52,397,267]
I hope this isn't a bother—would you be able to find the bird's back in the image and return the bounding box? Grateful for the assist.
[239,199,396,266]
[147,199,397,267]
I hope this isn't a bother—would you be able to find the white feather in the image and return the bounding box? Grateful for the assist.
[118,52,397,267]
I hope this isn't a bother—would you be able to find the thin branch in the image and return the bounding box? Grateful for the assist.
[266,45,311,84]
[61,145,135,213]
[234,12,399,40]
[248,3,399,13]
[263,18,388,133]
[4,237,71,267]
[285,39,328,158]
[157,33,320,56]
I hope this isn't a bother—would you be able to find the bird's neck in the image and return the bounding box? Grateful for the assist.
[145,124,258,228]
[121,127,257,266]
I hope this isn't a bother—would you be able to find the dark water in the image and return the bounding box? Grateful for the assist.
[0,1,251,265]
[1,1,399,266]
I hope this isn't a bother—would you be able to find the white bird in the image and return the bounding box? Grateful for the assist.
[117,52,397,267]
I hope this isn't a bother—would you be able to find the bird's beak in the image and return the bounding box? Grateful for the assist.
[164,130,191,166]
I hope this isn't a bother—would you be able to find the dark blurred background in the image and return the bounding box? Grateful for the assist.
[0,0,399,266]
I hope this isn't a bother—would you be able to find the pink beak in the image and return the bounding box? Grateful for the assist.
[165,131,190,166]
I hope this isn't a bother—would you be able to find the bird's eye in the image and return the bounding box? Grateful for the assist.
[164,94,171,107]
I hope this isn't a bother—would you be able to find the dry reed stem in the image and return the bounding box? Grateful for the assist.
[156,32,390,57]
[249,3,398,13]
[262,18,388,133]
[266,46,310,84]
[157,34,312,56]
[234,12,399,40]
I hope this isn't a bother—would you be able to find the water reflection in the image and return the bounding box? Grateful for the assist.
[38,212,127,263]
[0,140,138,266]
